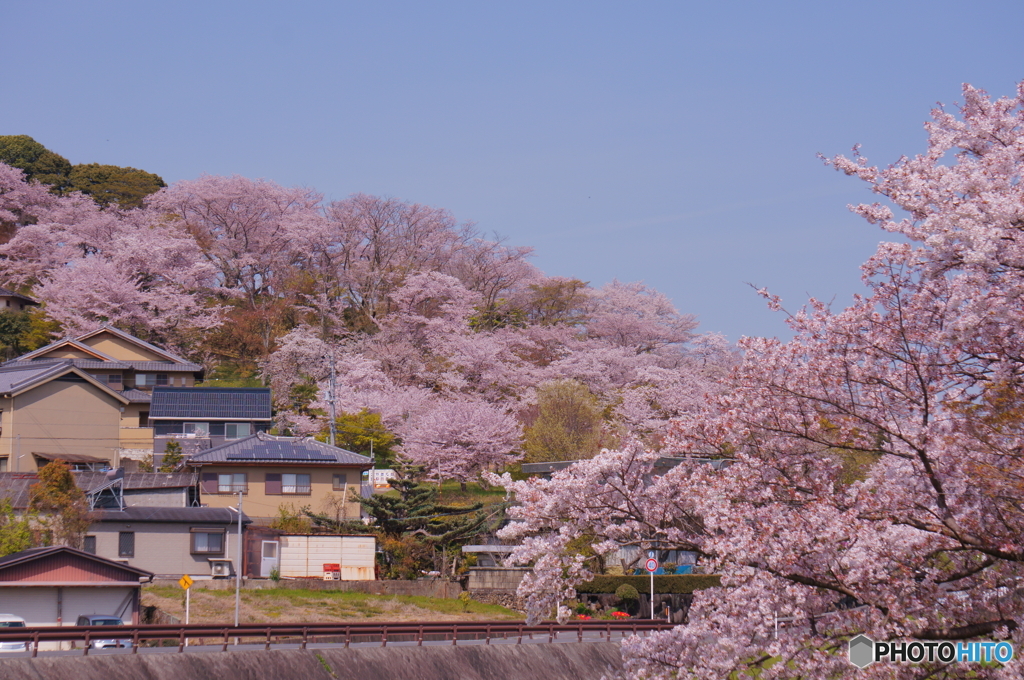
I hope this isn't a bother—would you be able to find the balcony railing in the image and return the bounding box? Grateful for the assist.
[216,484,248,494]
[282,485,312,495]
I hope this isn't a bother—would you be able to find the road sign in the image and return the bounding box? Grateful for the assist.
[179,574,194,590]
[645,558,659,573]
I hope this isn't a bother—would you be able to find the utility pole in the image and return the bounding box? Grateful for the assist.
[328,356,338,447]
[234,492,243,629]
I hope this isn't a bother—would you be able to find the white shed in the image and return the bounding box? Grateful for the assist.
[278,535,375,580]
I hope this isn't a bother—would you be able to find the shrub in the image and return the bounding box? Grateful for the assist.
[615,584,639,601]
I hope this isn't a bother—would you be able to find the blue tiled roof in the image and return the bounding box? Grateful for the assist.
[188,432,371,467]
[150,387,272,421]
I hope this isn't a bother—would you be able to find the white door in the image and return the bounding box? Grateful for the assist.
[260,540,279,578]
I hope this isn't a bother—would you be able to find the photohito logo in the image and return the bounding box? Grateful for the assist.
[848,635,1014,668]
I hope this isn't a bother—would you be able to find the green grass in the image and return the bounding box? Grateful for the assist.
[144,585,523,621]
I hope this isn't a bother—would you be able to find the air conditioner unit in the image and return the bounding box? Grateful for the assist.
[208,558,233,578]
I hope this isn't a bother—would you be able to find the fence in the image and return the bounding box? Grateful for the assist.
[0,619,674,657]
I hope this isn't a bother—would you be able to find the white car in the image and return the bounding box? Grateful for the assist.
[0,614,27,652]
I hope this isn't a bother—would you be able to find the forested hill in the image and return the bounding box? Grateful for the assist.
[0,136,735,478]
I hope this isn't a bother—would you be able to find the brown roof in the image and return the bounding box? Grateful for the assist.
[0,545,153,583]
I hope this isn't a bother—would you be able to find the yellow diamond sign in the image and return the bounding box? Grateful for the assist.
[179,574,194,590]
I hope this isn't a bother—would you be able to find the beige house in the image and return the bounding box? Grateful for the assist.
[189,432,372,521]
[0,362,129,472]
[3,326,204,458]
[87,507,250,579]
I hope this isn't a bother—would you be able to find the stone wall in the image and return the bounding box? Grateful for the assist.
[0,641,626,680]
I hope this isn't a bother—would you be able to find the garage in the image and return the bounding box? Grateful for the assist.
[0,546,153,626]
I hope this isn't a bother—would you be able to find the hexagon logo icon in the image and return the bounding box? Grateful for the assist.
[848,634,875,668]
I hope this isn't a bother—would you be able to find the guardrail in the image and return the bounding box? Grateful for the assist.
[0,620,673,657]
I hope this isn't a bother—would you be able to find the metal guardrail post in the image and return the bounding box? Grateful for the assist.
[301,627,308,650]
[452,624,458,646]
[132,630,139,653]
[265,628,271,650]
[382,625,387,647]
[83,631,90,656]
[178,630,185,653]
[31,634,38,658]
[345,626,350,648]
[222,628,229,652]
[417,625,423,646]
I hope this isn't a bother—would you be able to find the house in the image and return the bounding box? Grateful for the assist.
[86,506,250,579]
[0,546,153,626]
[0,287,38,313]
[0,362,130,472]
[150,386,272,458]
[2,325,204,461]
[188,432,372,521]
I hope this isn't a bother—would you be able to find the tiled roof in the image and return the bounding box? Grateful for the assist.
[76,471,197,492]
[0,362,129,402]
[0,363,73,394]
[0,471,199,509]
[121,389,152,403]
[93,507,249,524]
[0,474,35,509]
[2,358,133,370]
[150,387,272,420]
[189,432,372,467]
[128,360,203,372]
[0,288,38,304]
[1,357,202,373]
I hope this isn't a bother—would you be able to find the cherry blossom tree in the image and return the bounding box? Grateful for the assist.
[499,82,1024,679]
[398,397,521,484]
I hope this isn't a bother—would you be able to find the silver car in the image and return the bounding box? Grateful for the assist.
[75,615,132,649]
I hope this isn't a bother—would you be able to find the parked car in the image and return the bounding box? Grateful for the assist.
[0,614,27,652]
[75,615,131,648]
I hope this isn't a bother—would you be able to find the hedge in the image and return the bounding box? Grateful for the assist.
[576,574,721,594]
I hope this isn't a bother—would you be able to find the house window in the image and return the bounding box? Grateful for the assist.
[139,411,149,428]
[118,532,135,557]
[218,473,247,494]
[97,374,122,388]
[225,423,250,439]
[283,473,311,495]
[0,457,7,473]
[83,536,96,554]
[155,373,168,386]
[190,528,226,555]
[184,422,210,436]
[136,374,151,387]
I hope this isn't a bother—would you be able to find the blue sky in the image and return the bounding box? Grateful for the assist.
[4,1,1023,340]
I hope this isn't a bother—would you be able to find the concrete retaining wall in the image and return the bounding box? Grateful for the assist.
[466,567,530,592]
[0,642,624,680]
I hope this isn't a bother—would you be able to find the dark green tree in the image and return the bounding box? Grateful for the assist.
[0,310,31,360]
[68,163,166,208]
[159,440,183,472]
[0,135,72,191]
